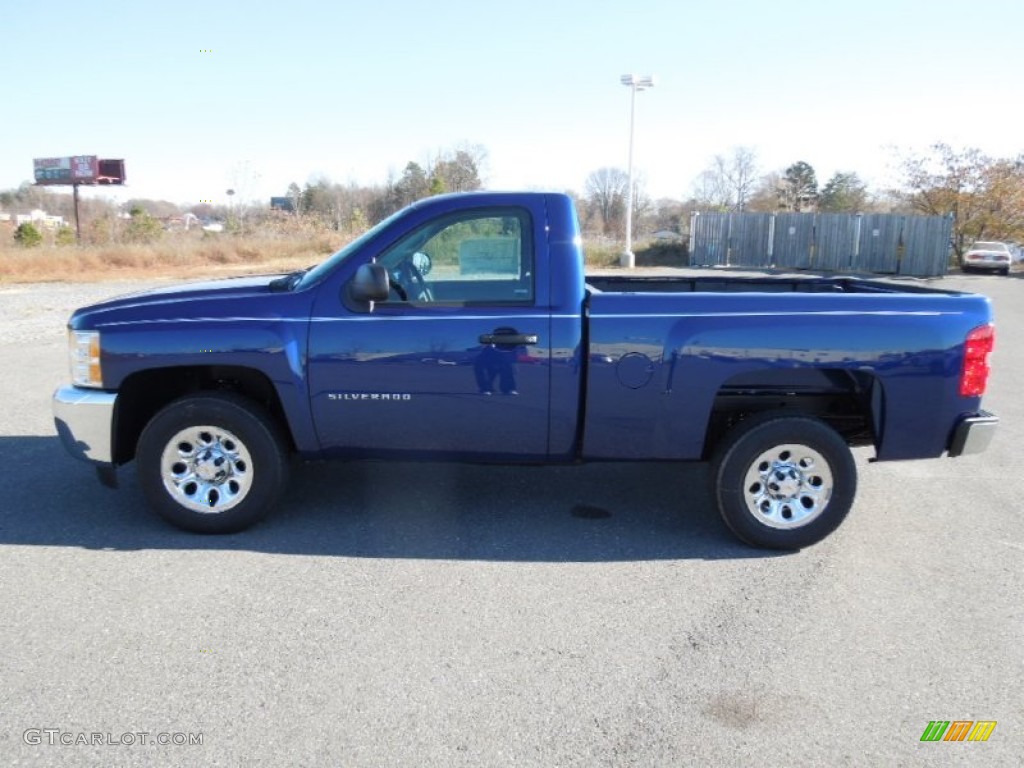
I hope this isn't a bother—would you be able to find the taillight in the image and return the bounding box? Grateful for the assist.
[959,324,994,397]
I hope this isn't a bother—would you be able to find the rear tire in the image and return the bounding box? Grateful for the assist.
[137,393,289,533]
[710,414,856,549]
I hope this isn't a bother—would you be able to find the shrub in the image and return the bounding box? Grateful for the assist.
[583,241,621,268]
[13,222,43,248]
[634,240,689,266]
[125,206,163,243]
[55,226,76,246]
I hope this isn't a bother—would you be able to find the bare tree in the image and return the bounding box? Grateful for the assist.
[584,167,628,235]
[720,146,759,211]
[650,198,686,234]
[287,182,302,213]
[691,168,731,211]
[630,172,654,235]
[691,146,760,211]
[746,172,783,212]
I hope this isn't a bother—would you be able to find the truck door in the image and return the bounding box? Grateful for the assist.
[308,205,551,458]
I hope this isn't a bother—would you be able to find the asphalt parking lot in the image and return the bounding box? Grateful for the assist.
[0,271,1021,766]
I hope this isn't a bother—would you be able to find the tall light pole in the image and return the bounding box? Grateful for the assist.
[620,74,654,268]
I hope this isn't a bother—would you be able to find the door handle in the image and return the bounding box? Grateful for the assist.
[479,333,539,346]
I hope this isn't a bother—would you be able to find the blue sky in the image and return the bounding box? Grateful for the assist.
[2,0,1021,207]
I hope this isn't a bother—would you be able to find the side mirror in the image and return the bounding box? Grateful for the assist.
[412,251,432,276]
[349,263,389,303]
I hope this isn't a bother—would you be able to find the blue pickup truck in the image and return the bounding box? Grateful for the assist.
[52,192,998,549]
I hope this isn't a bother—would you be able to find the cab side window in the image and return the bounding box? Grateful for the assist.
[377,208,533,305]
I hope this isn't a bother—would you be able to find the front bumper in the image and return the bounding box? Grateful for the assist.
[948,410,998,457]
[52,386,117,464]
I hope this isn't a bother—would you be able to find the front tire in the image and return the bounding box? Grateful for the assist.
[711,414,856,549]
[137,393,289,533]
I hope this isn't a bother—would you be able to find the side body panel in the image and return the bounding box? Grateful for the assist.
[72,284,320,452]
[582,291,992,461]
[305,192,585,461]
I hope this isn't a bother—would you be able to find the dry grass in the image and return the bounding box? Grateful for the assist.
[583,239,689,268]
[583,242,623,268]
[0,231,342,284]
[0,226,665,284]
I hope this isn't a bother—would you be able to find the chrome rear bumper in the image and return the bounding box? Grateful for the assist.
[948,410,998,457]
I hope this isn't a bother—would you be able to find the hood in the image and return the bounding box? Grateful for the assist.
[69,273,295,329]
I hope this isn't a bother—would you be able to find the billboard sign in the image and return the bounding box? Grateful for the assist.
[97,158,125,184]
[71,155,99,181]
[33,155,122,185]
[34,157,73,183]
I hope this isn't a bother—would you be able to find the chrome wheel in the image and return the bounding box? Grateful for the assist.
[712,415,855,549]
[742,443,833,529]
[160,425,253,514]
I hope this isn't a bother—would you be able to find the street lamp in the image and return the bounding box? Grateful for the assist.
[620,73,654,268]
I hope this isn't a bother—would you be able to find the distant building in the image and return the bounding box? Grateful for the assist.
[161,213,201,231]
[2,209,65,228]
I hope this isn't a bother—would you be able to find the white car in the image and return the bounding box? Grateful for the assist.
[963,241,1013,276]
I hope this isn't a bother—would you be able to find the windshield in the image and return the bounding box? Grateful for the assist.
[294,207,408,289]
[972,242,1009,252]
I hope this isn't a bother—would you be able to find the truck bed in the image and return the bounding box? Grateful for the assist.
[581,273,993,463]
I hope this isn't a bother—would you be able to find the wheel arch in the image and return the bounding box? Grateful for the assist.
[702,367,882,460]
[113,365,297,464]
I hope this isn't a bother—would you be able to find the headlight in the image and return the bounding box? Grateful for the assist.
[69,330,103,388]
